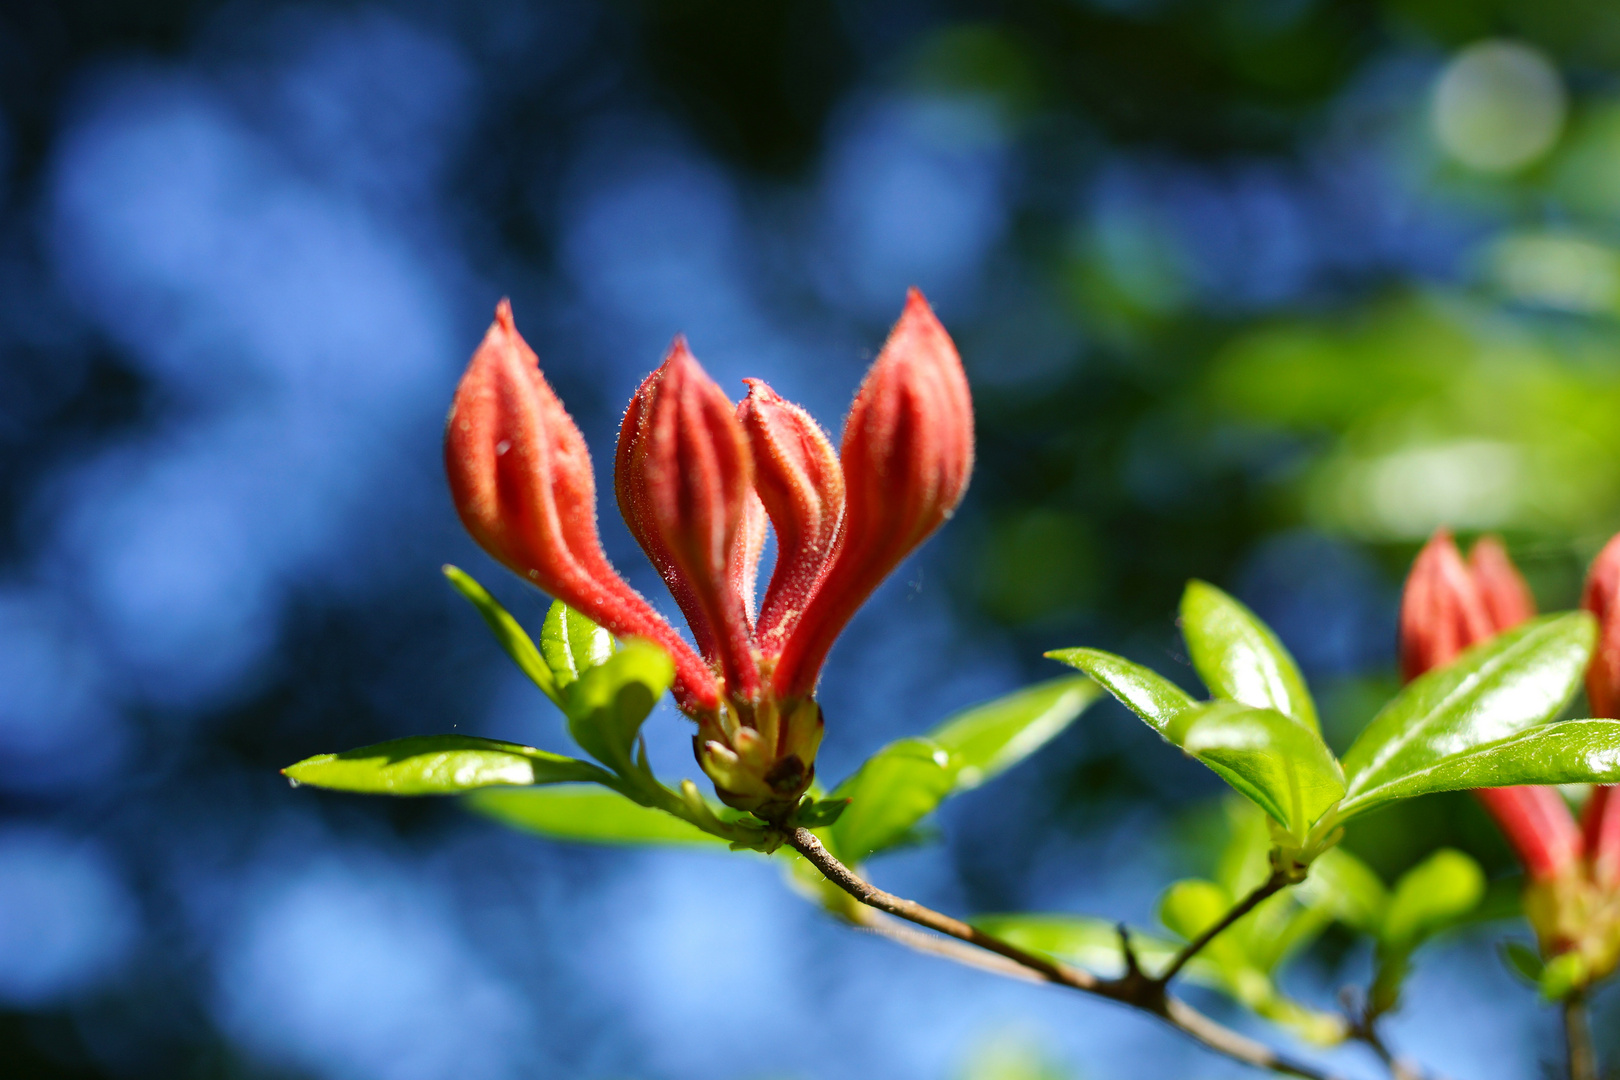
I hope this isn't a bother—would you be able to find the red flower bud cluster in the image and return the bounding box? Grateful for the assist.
[1400,531,1620,966]
[1398,530,1620,883]
[445,291,973,816]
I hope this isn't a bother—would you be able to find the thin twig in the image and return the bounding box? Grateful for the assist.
[1342,997,1422,1080]
[849,908,1044,983]
[1566,994,1597,1080]
[1156,871,1288,985]
[788,827,1344,1080]
[787,827,1100,991]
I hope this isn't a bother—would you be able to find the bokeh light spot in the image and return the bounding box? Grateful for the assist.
[1432,41,1565,173]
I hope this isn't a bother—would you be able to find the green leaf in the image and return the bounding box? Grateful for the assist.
[972,914,1187,980]
[468,784,724,845]
[1339,613,1596,813]
[1541,952,1589,1001]
[1381,848,1484,952]
[540,600,614,688]
[1044,648,1197,739]
[821,679,1104,863]
[1179,703,1346,835]
[1180,580,1319,733]
[1297,847,1388,937]
[1159,878,1232,942]
[1500,941,1545,986]
[1341,720,1620,818]
[562,639,673,773]
[443,565,560,705]
[283,735,610,795]
[828,738,955,862]
[930,676,1102,790]
[795,797,850,828]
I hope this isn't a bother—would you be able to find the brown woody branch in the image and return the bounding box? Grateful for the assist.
[788,827,1342,1080]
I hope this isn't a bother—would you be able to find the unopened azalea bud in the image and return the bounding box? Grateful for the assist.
[616,339,760,700]
[774,289,974,699]
[1476,787,1583,883]
[736,379,845,652]
[1583,785,1620,889]
[732,491,768,627]
[445,302,718,711]
[1470,536,1537,632]
[1399,530,1586,884]
[1583,533,1620,721]
[1581,534,1620,888]
[1398,530,1497,682]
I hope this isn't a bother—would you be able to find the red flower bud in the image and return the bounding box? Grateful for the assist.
[615,339,761,701]
[1400,529,1580,882]
[1477,786,1583,883]
[1470,535,1537,633]
[1582,785,1620,889]
[1583,533,1620,721]
[1398,530,1497,683]
[445,302,719,711]
[733,490,768,627]
[736,379,845,653]
[773,289,974,699]
[1581,533,1620,887]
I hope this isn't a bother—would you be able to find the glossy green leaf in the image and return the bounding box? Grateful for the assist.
[1341,719,1620,818]
[442,565,560,705]
[562,639,673,772]
[283,735,610,795]
[972,914,1188,980]
[821,679,1103,863]
[1044,648,1197,739]
[467,784,724,845]
[1179,703,1345,834]
[930,676,1101,790]
[540,600,614,689]
[828,738,955,862]
[1180,580,1319,733]
[1381,848,1484,952]
[1340,613,1596,812]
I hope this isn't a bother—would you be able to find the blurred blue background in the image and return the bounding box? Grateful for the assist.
[3,1,1620,1076]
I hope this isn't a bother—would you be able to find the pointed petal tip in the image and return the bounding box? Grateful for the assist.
[494,298,515,330]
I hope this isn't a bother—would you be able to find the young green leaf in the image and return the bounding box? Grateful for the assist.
[822,680,1105,863]
[1339,613,1596,812]
[828,738,955,862]
[794,797,850,828]
[1340,719,1620,818]
[1296,847,1388,936]
[442,565,561,705]
[1180,580,1319,733]
[1179,703,1346,835]
[283,735,611,795]
[467,784,725,845]
[930,676,1101,790]
[1159,878,1233,943]
[562,639,673,773]
[540,600,615,688]
[1044,648,1198,738]
[1381,848,1484,953]
[1500,941,1545,986]
[1540,952,1589,1001]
